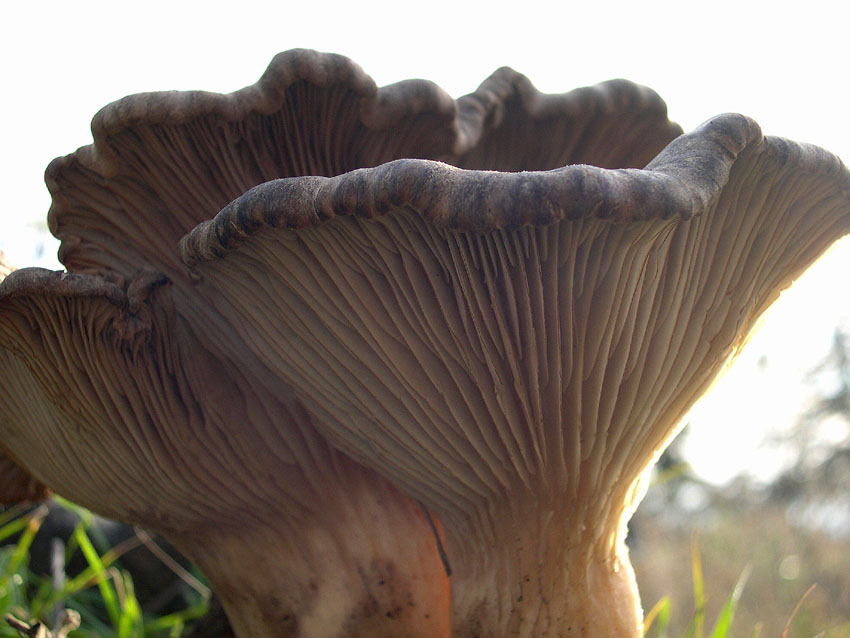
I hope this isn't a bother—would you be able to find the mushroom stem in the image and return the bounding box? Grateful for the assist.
[447,487,644,637]
[172,473,451,638]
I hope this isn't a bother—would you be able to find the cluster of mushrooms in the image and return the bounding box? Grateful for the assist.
[1,49,849,637]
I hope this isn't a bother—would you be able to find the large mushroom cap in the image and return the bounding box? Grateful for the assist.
[45,49,680,282]
[180,113,850,635]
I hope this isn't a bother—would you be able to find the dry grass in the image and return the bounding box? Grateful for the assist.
[632,500,850,637]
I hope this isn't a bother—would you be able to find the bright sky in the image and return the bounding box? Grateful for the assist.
[3,0,848,485]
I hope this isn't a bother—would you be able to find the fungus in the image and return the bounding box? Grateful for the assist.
[5,49,847,637]
[180,115,850,635]
[5,49,675,637]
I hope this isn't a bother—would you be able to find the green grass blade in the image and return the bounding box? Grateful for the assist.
[2,500,211,637]
[144,601,210,634]
[73,523,121,629]
[690,533,706,638]
[643,595,671,638]
[0,516,32,546]
[115,572,142,638]
[7,507,46,575]
[0,504,27,531]
[710,564,751,638]
[57,531,139,601]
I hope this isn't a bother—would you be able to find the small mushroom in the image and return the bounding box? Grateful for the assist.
[180,114,850,635]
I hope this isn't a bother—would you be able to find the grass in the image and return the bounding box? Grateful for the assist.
[641,529,850,638]
[643,534,751,638]
[2,498,848,637]
[0,499,209,637]
[633,498,850,638]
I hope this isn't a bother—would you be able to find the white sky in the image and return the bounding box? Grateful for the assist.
[2,0,848,485]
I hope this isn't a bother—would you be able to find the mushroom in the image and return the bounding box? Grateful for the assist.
[5,49,838,637]
[3,49,675,637]
[180,115,850,635]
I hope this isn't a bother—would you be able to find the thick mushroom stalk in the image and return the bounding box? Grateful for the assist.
[180,115,850,635]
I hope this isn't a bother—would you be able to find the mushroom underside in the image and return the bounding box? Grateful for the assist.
[3,49,850,638]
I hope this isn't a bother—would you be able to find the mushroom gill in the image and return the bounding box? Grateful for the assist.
[0,251,50,506]
[0,268,451,637]
[180,114,850,636]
